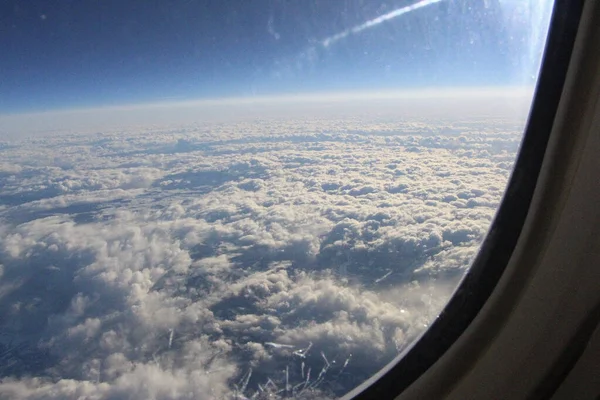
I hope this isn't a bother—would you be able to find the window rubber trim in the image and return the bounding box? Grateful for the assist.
[347,1,585,398]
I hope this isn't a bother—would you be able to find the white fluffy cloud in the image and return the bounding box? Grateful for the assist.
[0,106,525,399]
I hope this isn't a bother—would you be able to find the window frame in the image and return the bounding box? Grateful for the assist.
[345,1,586,398]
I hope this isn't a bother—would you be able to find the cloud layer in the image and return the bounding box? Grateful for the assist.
[0,110,524,399]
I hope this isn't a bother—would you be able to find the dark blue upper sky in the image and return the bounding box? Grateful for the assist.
[0,0,552,113]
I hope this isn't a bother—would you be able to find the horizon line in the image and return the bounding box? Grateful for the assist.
[0,86,536,118]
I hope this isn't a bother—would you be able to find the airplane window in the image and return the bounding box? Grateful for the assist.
[0,1,555,399]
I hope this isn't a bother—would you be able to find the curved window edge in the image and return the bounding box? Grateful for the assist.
[344,1,585,398]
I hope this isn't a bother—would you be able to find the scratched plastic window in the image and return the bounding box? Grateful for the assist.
[0,1,554,399]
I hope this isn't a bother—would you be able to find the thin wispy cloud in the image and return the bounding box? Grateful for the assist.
[321,0,444,48]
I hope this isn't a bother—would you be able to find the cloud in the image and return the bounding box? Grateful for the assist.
[0,105,525,399]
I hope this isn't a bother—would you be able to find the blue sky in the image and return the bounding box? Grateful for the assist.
[0,0,552,113]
